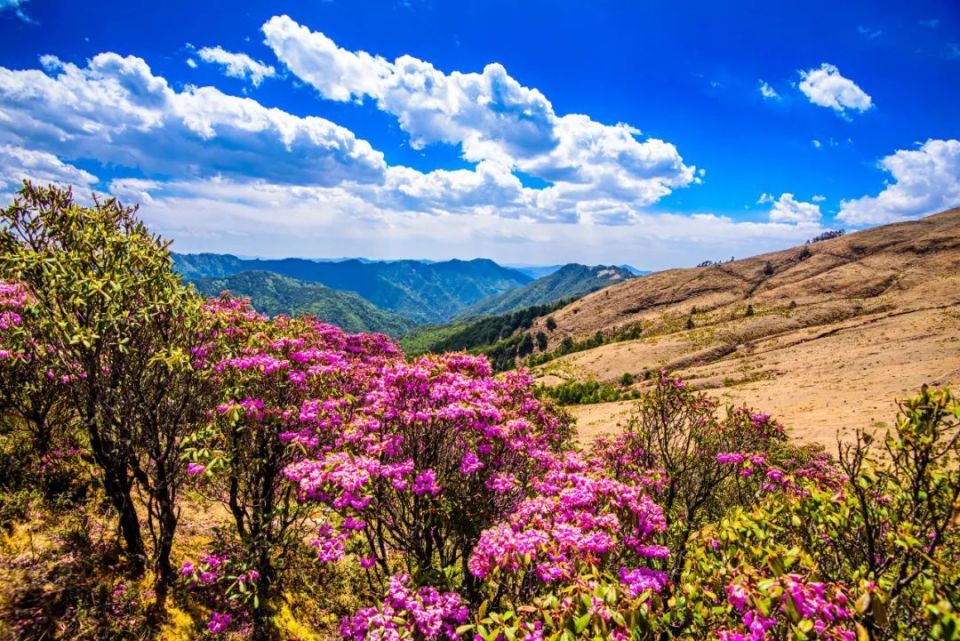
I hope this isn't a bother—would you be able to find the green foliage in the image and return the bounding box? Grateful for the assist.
[403,300,575,370]
[0,181,215,604]
[537,378,642,405]
[527,324,646,370]
[535,331,549,352]
[406,300,569,354]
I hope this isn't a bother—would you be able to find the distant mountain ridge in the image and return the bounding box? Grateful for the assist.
[173,253,531,324]
[457,263,636,319]
[507,263,649,279]
[191,271,416,337]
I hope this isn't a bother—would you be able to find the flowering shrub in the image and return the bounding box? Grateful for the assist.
[183,298,402,637]
[284,353,572,600]
[469,452,667,585]
[4,183,960,641]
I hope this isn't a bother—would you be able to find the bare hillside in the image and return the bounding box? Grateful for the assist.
[530,208,960,447]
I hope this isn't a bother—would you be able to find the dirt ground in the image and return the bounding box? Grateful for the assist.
[530,208,960,451]
[566,304,960,450]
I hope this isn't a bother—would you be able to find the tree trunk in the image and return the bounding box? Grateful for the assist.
[114,481,147,575]
[152,494,177,613]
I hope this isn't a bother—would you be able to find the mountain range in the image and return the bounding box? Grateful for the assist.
[173,253,636,329]
[190,271,416,336]
[173,254,532,324]
[456,264,635,318]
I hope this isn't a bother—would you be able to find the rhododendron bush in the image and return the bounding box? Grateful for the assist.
[2,183,960,641]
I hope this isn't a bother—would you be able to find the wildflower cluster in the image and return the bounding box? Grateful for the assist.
[341,574,469,641]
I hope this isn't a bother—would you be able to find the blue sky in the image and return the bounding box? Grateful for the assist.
[0,0,957,268]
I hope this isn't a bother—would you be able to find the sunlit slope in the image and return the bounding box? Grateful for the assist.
[531,208,960,447]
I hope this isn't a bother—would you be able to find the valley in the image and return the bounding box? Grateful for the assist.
[174,208,960,449]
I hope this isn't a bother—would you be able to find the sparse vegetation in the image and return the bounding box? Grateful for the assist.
[808,229,845,243]
[536,378,643,405]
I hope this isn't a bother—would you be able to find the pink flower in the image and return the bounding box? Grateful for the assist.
[207,612,232,634]
[460,451,484,474]
[186,462,205,475]
[412,469,441,496]
[727,582,749,612]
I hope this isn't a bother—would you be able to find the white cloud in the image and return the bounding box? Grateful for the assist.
[758,80,779,99]
[196,46,276,86]
[811,194,826,202]
[757,192,775,204]
[186,58,198,69]
[857,25,884,39]
[812,139,822,149]
[0,0,32,22]
[0,144,98,197]
[261,15,697,207]
[768,193,822,224]
[100,175,821,268]
[838,139,960,226]
[0,53,385,186]
[0,45,698,228]
[798,63,873,115]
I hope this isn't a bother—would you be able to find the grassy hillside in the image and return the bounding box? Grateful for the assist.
[457,264,634,319]
[173,254,531,323]
[521,208,960,446]
[191,270,416,336]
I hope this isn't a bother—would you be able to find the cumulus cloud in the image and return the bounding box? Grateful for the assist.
[758,81,779,99]
[261,15,696,207]
[768,193,822,224]
[0,144,98,197]
[0,53,385,186]
[798,63,872,115]
[812,194,826,202]
[838,139,960,225]
[196,46,276,86]
[757,192,775,204]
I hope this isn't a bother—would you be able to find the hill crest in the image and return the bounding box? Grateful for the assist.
[524,208,960,447]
